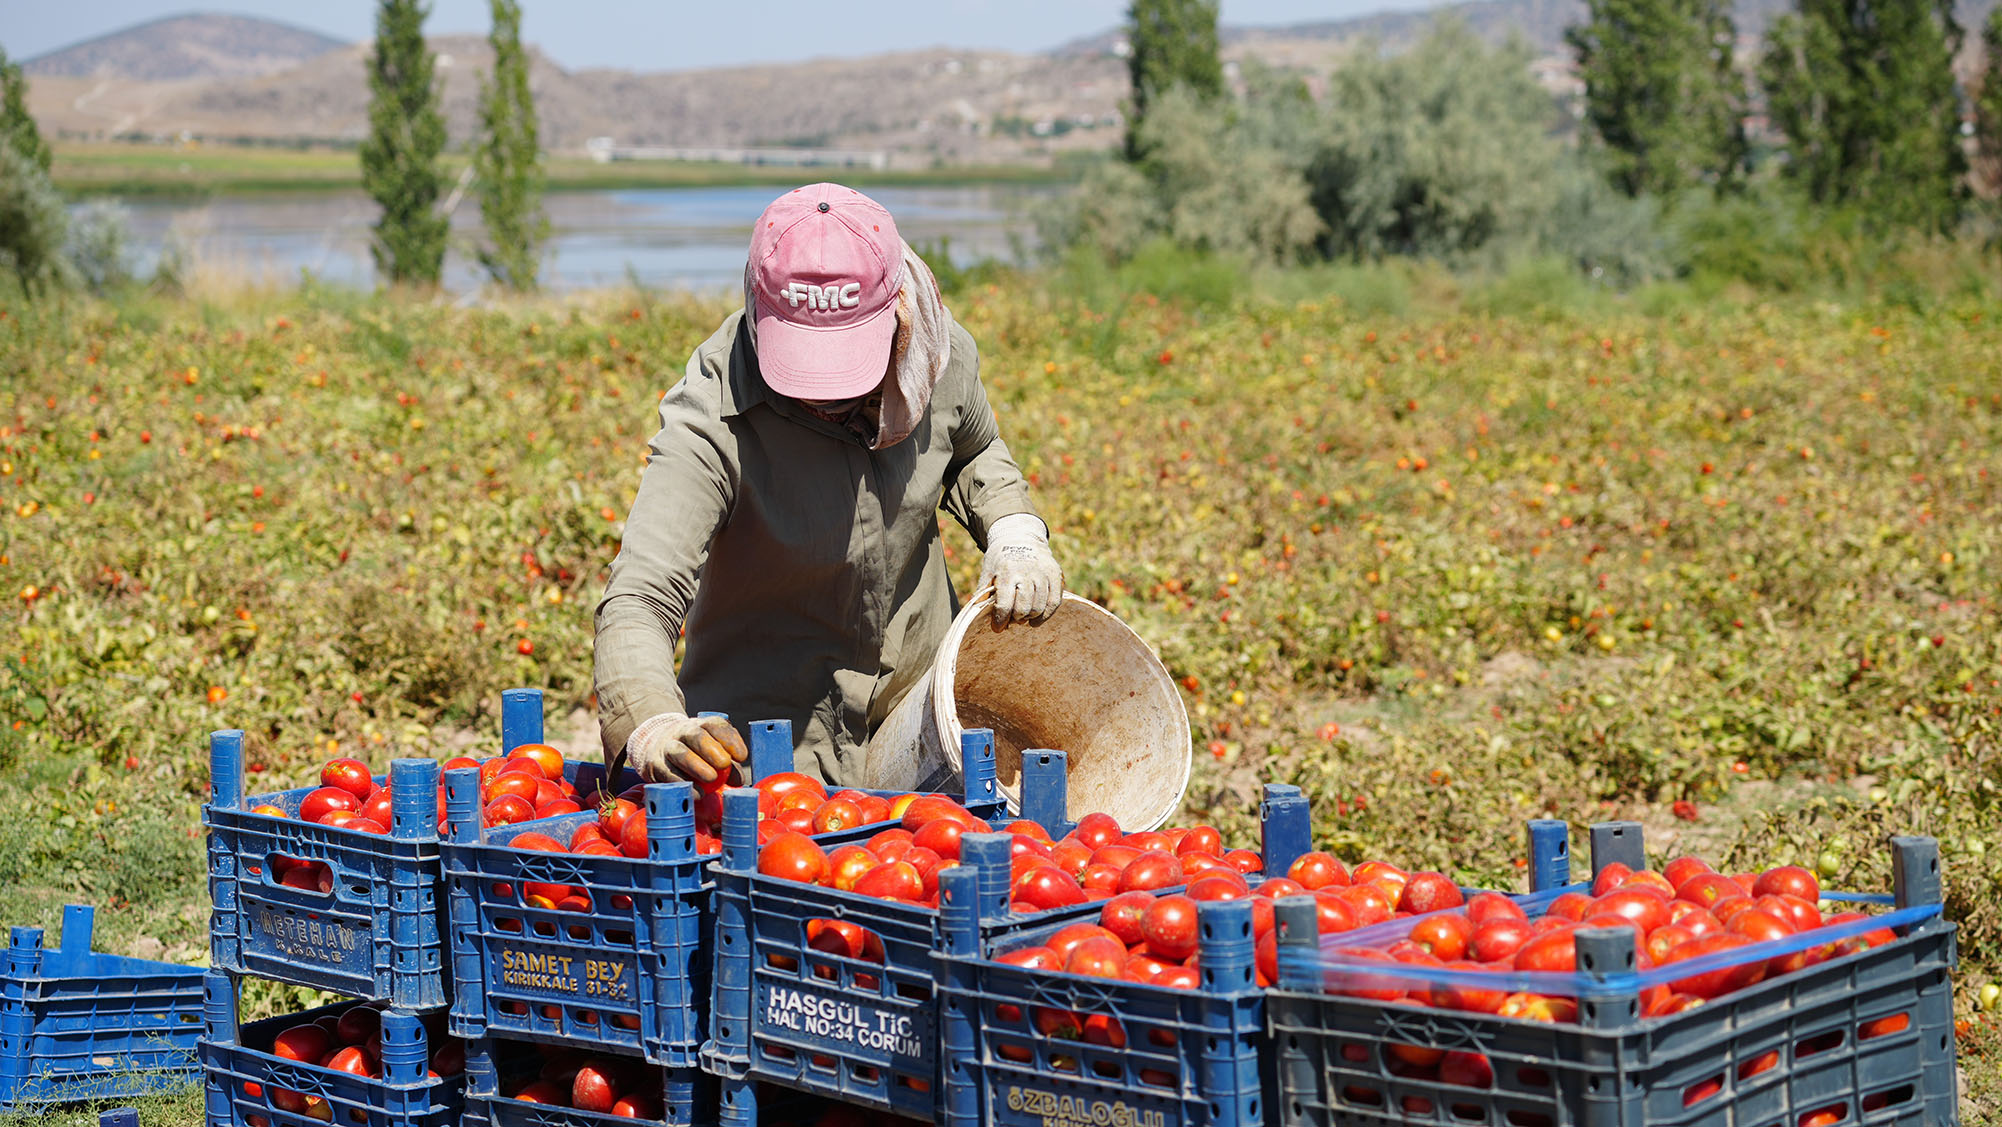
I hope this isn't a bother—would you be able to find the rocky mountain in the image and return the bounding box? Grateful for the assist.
[22,12,345,81]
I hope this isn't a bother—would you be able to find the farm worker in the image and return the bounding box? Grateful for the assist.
[593,183,1062,787]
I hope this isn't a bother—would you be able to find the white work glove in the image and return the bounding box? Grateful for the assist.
[624,712,749,784]
[978,513,1064,626]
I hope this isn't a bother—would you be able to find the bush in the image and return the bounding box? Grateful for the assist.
[65,200,135,294]
[0,144,74,294]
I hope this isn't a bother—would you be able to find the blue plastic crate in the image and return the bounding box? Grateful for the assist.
[197,970,466,1127]
[204,729,448,1009]
[705,750,1319,1125]
[460,1036,711,1127]
[443,770,712,1065]
[0,905,205,1108]
[1266,824,1961,1127]
[936,884,1267,1127]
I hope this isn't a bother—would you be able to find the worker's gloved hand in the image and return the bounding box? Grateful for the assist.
[624,712,748,784]
[979,513,1064,626]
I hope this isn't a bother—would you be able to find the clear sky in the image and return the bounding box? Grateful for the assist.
[4,1,1444,72]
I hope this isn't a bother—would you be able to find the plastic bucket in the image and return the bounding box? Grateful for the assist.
[860,591,1191,831]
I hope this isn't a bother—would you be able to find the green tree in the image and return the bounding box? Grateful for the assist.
[474,0,547,290]
[360,0,450,286]
[1567,0,1745,195]
[0,145,73,294]
[1759,0,1966,230]
[1976,9,2002,199]
[1123,0,1224,159]
[1,45,52,174]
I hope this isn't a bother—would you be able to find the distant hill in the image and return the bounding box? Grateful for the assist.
[18,1,1999,165]
[22,12,346,81]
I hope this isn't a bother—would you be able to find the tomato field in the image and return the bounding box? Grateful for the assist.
[0,272,1998,1124]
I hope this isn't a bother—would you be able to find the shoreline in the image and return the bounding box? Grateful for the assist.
[51,143,1084,198]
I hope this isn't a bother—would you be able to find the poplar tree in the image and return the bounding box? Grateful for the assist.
[1567,0,1745,195]
[1,46,52,173]
[1124,0,1224,159]
[474,0,547,290]
[360,0,449,286]
[1759,0,1966,230]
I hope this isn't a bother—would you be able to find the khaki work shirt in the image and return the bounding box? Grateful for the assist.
[593,309,1039,784]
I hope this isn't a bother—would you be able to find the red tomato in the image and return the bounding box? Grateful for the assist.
[1153,965,1199,990]
[1674,872,1750,910]
[429,1039,465,1076]
[1079,863,1123,892]
[1070,812,1123,851]
[1313,890,1358,936]
[1621,871,1677,897]
[484,773,541,805]
[1439,1050,1494,1088]
[1089,843,1141,870]
[1286,852,1349,890]
[1005,819,1053,844]
[866,828,915,857]
[299,786,360,825]
[1117,850,1183,893]
[483,794,536,828]
[280,863,333,894]
[1352,861,1408,897]
[853,795,893,826]
[1008,834,1053,863]
[1466,892,1525,925]
[1081,1013,1126,1048]
[904,847,948,897]
[1667,901,1723,937]
[1011,865,1086,911]
[1408,911,1474,961]
[1340,883,1396,928]
[758,832,829,884]
[1399,873,1464,915]
[320,758,376,801]
[1727,909,1792,944]
[619,812,652,858]
[1187,874,1248,902]
[1662,856,1713,890]
[598,798,640,841]
[1047,923,1123,962]
[1047,839,1092,877]
[760,771,827,803]
[1124,952,1174,984]
[1590,862,1635,897]
[357,787,394,829]
[1222,849,1263,874]
[897,795,969,832]
[1142,895,1201,962]
[1064,937,1128,978]
[507,744,567,781]
[811,799,865,833]
[1645,924,1697,965]
[1433,961,1507,1014]
[1753,865,1819,903]
[320,810,360,829]
[997,945,1059,970]
[850,860,922,902]
[825,845,880,892]
[1758,893,1821,933]
[611,1090,663,1119]
[271,1024,332,1063]
[1175,825,1223,857]
[325,1047,376,1078]
[1326,947,1405,1002]
[1513,929,1579,973]
[912,818,970,861]
[777,807,817,834]
[1122,831,1172,853]
[1099,891,1153,947]
[333,1006,380,1045]
[513,1080,565,1103]
[1590,888,1672,934]
[1545,891,1594,921]
[441,756,479,774]
[1660,933,1762,998]
[538,799,583,818]
[1470,917,1532,963]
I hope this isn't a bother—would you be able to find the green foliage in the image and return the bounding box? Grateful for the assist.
[1567,0,1745,195]
[1308,21,1568,262]
[0,144,74,294]
[64,201,134,294]
[0,46,51,174]
[474,0,548,291]
[1123,0,1224,159]
[1759,0,1967,231]
[360,0,450,287]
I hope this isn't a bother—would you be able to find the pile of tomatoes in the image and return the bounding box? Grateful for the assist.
[503,1051,664,1117]
[755,804,1270,916]
[240,1004,464,1125]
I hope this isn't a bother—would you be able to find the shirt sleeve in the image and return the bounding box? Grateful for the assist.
[938,323,1040,549]
[592,351,737,758]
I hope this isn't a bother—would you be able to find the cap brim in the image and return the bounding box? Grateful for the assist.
[754,297,896,400]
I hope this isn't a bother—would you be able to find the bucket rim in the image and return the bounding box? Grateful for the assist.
[935,588,1192,832]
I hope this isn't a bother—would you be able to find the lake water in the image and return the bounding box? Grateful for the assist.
[108,183,1052,295]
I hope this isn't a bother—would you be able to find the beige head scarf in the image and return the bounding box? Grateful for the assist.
[744,239,950,450]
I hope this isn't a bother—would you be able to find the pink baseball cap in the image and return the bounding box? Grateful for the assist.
[748,183,904,400]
